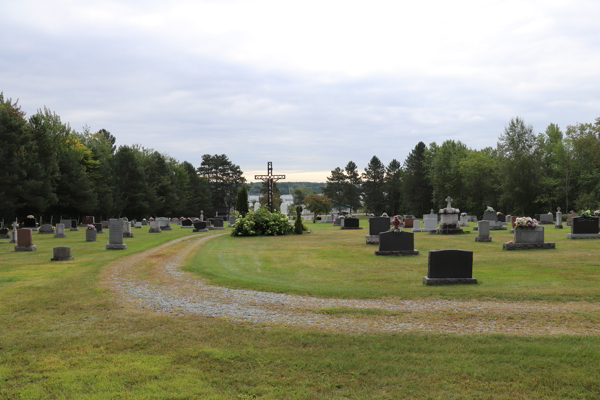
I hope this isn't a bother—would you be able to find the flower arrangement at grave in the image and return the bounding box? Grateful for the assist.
[461,212,467,216]
[231,208,293,237]
[595,210,600,216]
[391,215,404,234]
[486,206,495,212]
[381,213,388,217]
[496,211,503,216]
[514,217,538,228]
[87,224,96,230]
[579,210,593,218]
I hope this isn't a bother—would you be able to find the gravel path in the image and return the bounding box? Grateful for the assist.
[101,234,600,335]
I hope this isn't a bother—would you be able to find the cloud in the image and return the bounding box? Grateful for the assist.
[1,0,599,178]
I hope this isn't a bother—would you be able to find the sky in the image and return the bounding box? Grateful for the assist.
[2,0,599,182]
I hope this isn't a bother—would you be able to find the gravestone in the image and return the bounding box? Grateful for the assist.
[181,218,194,228]
[122,220,133,238]
[412,220,425,232]
[39,224,54,234]
[205,220,213,228]
[229,216,237,226]
[424,210,437,221]
[193,221,208,232]
[341,217,362,230]
[365,216,391,244]
[325,215,333,223]
[82,216,95,225]
[142,218,148,226]
[10,224,17,243]
[54,223,67,238]
[375,231,419,256]
[58,219,71,230]
[333,217,342,226]
[208,218,225,230]
[504,226,556,250]
[424,250,477,285]
[459,215,469,227]
[539,214,553,225]
[23,217,37,231]
[101,220,109,229]
[555,207,563,229]
[403,216,414,228]
[94,223,104,233]
[482,211,497,222]
[70,220,79,231]
[106,219,127,250]
[467,215,478,222]
[157,217,172,231]
[15,228,36,251]
[0,227,8,239]
[475,220,492,242]
[437,196,464,234]
[566,211,577,226]
[200,211,204,221]
[85,227,97,242]
[568,216,600,239]
[423,217,437,232]
[148,220,161,233]
[51,246,74,261]
[135,222,142,228]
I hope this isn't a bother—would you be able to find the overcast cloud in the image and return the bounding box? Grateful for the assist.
[2,0,599,181]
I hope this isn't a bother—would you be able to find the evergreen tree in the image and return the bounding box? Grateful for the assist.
[385,159,403,216]
[403,142,433,216]
[198,154,245,212]
[324,167,346,212]
[236,185,249,216]
[430,140,469,210]
[113,145,151,219]
[181,161,212,216]
[344,161,362,213]
[362,155,386,214]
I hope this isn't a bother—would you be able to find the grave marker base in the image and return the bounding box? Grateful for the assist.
[106,244,128,250]
[475,236,492,242]
[209,227,225,230]
[53,234,67,238]
[567,233,600,239]
[365,235,379,245]
[148,228,161,233]
[423,277,477,286]
[38,231,54,234]
[340,227,363,230]
[70,228,79,231]
[161,227,172,231]
[193,228,209,232]
[555,225,564,229]
[375,250,419,256]
[123,233,134,238]
[503,242,556,250]
[181,226,194,228]
[15,245,37,251]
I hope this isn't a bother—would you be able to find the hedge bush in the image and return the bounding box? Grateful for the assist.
[231,207,293,236]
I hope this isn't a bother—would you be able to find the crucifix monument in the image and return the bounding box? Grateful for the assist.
[255,162,285,212]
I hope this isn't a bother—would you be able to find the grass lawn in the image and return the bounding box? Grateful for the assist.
[1,221,599,399]
[185,218,600,301]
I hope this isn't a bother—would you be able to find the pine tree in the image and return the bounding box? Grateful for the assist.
[403,142,433,216]
[362,156,386,214]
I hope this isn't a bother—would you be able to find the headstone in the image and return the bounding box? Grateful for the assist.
[148,220,161,233]
[504,225,556,250]
[135,222,142,228]
[341,217,361,230]
[23,217,37,231]
[70,220,79,231]
[157,217,172,230]
[200,211,204,221]
[122,221,133,238]
[208,218,225,230]
[101,220,109,229]
[482,211,497,222]
[555,208,563,229]
[437,196,464,234]
[539,214,553,225]
[568,216,600,239]
[424,210,437,221]
[181,218,194,228]
[85,227,97,242]
[424,250,476,285]
[365,216,391,244]
[106,219,127,250]
[403,216,414,228]
[423,217,437,232]
[15,228,36,251]
[82,216,95,225]
[193,221,208,232]
[51,246,74,261]
[375,231,419,256]
[54,223,67,238]
[475,220,492,242]
[10,223,18,243]
[94,223,104,233]
[467,215,477,222]
[459,214,469,227]
[142,218,148,226]
[39,224,54,234]
[412,220,425,232]
[229,216,237,226]
[566,211,577,226]
[0,227,8,239]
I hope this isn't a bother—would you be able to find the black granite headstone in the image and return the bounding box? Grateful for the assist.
[341,217,360,229]
[369,217,390,236]
[209,218,224,228]
[572,217,599,234]
[379,231,413,251]
[23,218,37,229]
[425,249,476,285]
[182,218,193,227]
[193,221,207,230]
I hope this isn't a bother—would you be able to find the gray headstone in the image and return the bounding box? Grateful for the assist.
[54,223,67,238]
[423,218,437,231]
[514,226,544,244]
[106,219,127,249]
[482,211,497,222]
[51,246,74,261]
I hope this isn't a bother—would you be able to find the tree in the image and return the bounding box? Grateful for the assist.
[303,194,333,223]
[236,185,249,216]
[344,161,362,213]
[84,130,115,219]
[430,140,469,210]
[403,142,433,216]
[323,167,346,212]
[458,149,498,213]
[362,155,386,214]
[294,206,303,234]
[385,159,403,216]
[259,180,283,212]
[112,145,151,219]
[181,161,212,216]
[198,154,245,212]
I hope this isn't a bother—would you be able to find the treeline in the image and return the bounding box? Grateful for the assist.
[325,117,600,217]
[247,182,325,195]
[0,94,245,222]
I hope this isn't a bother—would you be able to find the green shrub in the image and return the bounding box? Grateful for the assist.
[294,206,303,234]
[231,207,293,236]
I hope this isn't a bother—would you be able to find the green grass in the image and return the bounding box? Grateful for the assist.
[0,222,599,399]
[185,218,600,301]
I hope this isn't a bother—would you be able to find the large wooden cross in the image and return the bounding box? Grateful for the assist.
[255,162,285,212]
